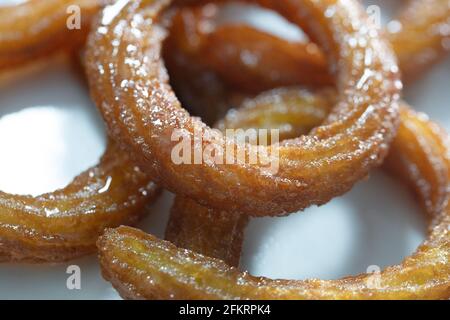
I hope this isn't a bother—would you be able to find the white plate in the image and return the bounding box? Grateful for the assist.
[0,0,448,299]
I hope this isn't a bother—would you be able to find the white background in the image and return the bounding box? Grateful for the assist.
[0,0,448,299]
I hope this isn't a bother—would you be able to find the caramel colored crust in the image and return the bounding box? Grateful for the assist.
[0,0,111,70]
[170,0,449,87]
[166,195,248,267]
[215,87,335,138]
[87,0,400,216]
[166,5,331,93]
[98,106,450,300]
[389,0,450,80]
[0,30,161,262]
[0,1,168,264]
[165,88,335,266]
[165,89,450,298]
[96,1,448,296]
[0,143,160,263]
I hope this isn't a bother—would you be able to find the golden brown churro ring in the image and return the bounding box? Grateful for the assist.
[98,102,450,299]
[165,88,335,267]
[166,5,332,93]
[215,87,335,139]
[389,0,450,80]
[170,0,449,90]
[0,142,160,263]
[0,55,160,262]
[87,0,400,216]
[0,0,110,70]
[159,2,450,297]
[165,84,449,270]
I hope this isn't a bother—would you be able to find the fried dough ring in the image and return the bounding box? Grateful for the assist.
[166,4,332,93]
[164,0,450,267]
[87,0,400,216]
[0,0,111,70]
[390,0,450,80]
[98,100,450,299]
[165,88,336,267]
[0,140,160,263]
[169,0,449,90]
[165,87,447,267]
[0,55,161,262]
[215,87,336,139]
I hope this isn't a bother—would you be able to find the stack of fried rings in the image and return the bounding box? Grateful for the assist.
[0,0,448,299]
[87,0,450,299]
[87,0,403,217]
[0,0,161,262]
